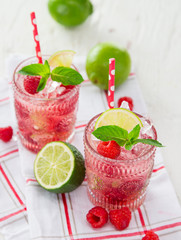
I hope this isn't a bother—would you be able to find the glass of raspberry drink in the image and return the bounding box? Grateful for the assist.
[13,56,80,153]
[84,112,158,210]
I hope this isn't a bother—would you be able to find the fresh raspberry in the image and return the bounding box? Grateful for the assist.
[0,126,13,142]
[142,231,159,240]
[97,141,120,159]
[86,206,108,228]
[118,179,145,199]
[109,207,132,230]
[63,85,75,94]
[105,179,145,202]
[118,96,134,111]
[24,76,41,94]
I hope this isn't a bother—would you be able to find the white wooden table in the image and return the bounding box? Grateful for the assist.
[0,0,181,239]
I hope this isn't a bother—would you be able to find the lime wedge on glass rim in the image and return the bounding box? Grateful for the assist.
[95,108,143,131]
[34,141,85,193]
[48,50,76,67]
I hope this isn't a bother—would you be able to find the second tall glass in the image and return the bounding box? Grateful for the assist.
[84,113,157,210]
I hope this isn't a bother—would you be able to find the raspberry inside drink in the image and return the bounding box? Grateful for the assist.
[84,113,157,210]
[13,57,79,153]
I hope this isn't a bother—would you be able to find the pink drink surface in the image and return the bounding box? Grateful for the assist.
[13,62,79,153]
[84,115,157,210]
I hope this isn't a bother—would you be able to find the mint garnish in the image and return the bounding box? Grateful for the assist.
[92,124,163,150]
[37,74,50,92]
[18,60,50,76]
[133,138,163,147]
[51,67,83,85]
[18,61,84,92]
[92,125,128,146]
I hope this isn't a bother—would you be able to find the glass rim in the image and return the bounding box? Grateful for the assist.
[12,55,79,101]
[84,112,158,164]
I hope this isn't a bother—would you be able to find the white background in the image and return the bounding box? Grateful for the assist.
[0,0,181,237]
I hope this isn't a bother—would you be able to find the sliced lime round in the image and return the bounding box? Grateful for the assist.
[48,50,76,68]
[34,141,85,193]
[95,108,143,132]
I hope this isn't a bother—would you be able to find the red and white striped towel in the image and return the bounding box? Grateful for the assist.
[0,55,180,240]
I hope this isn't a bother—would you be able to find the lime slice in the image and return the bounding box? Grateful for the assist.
[48,50,76,68]
[34,141,85,193]
[95,108,143,132]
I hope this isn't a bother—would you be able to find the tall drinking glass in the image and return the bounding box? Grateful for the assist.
[13,56,79,153]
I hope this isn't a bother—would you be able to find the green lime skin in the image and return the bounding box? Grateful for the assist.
[48,0,93,27]
[34,142,85,193]
[86,42,131,90]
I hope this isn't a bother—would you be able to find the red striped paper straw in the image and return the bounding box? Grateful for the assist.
[108,58,115,108]
[30,12,43,64]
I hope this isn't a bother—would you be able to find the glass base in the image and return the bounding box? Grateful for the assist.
[19,130,75,153]
[87,186,146,211]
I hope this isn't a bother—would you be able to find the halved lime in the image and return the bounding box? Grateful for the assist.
[95,108,143,132]
[34,141,85,193]
[48,50,76,68]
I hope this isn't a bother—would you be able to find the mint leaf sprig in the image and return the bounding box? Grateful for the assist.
[18,60,84,92]
[92,124,163,150]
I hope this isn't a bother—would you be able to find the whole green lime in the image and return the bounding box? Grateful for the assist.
[86,43,131,90]
[48,0,93,27]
